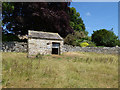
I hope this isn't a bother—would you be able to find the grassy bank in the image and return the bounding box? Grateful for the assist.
[2,52,118,88]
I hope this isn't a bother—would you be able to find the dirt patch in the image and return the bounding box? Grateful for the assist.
[51,55,63,58]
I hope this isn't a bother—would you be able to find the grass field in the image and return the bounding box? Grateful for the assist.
[2,52,118,88]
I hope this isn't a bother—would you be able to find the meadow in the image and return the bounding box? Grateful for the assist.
[2,52,118,88]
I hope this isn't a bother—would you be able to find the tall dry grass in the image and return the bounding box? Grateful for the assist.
[2,52,118,88]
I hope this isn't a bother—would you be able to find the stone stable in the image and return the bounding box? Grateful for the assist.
[28,30,64,57]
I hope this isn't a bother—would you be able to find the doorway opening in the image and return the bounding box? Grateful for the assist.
[52,42,60,55]
[52,48,59,54]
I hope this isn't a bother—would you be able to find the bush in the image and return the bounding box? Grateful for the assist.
[116,40,120,47]
[80,42,89,47]
[92,29,118,47]
[86,41,96,47]
[64,31,96,47]
[64,34,76,46]
[64,31,87,46]
[36,53,43,59]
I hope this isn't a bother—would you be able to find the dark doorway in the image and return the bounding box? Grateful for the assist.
[52,48,59,54]
[52,42,60,55]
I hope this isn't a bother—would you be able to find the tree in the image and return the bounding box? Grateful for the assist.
[2,2,73,37]
[92,29,118,47]
[64,31,87,46]
[69,7,88,35]
[2,32,20,42]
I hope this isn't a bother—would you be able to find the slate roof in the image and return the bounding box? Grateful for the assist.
[28,30,63,40]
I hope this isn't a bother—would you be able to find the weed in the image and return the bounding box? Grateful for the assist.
[36,53,43,59]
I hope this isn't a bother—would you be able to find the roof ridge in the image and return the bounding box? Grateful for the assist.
[28,30,63,40]
[28,30,58,35]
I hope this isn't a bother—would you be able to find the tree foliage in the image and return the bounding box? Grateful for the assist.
[117,40,120,47]
[64,31,87,46]
[69,7,88,35]
[2,32,20,42]
[2,2,73,37]
[92,29,118,47]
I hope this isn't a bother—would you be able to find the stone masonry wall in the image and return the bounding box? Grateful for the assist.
[63,45,120,54]
[2,42,27,52]
[2,42,120,54]
[28,38,63,56]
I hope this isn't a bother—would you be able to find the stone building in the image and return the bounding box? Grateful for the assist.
[28,30,64,57]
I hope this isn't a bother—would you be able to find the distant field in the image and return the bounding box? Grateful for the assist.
[2,52,118,88]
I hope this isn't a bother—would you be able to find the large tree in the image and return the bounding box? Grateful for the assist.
[69,7,88,35]
[2,2,73,37]
[92,29,118,47]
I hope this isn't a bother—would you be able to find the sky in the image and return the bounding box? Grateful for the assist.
[70,2,118,36]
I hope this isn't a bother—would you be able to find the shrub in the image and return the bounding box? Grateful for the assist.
[80,42,89,47]
[64,34,76,46]
[64,31,96,47]
[86,41,96,47]
[36,53,43,59]
[92,29,118,47]
[116,40,120,47]
[64,31,87,46]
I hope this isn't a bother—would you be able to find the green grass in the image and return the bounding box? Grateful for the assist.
[2,52,118,88]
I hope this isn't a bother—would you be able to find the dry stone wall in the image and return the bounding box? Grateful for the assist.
[63,45,120,54]
[2,42,27,52]
[1,42,120,54]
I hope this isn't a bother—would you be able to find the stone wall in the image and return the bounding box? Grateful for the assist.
[63,45,120,54]
[2,42,27,52]
[28,38,63,57]
[2,42,120,54]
